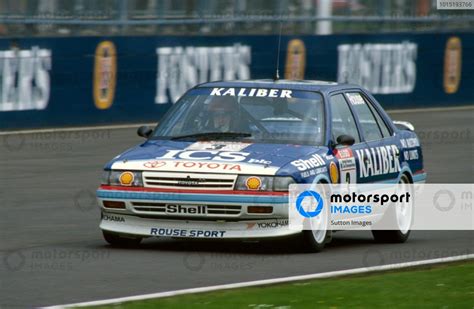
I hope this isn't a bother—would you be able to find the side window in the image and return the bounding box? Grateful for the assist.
[330,94,360,143]
[365,99,392,137]
[346,92,383,141]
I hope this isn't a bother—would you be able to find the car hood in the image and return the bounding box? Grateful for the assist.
[106,139,327,176]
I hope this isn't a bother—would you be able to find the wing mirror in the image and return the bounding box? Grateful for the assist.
[393,120,415,131]
[333,134,355,147]
[137,126,153,138]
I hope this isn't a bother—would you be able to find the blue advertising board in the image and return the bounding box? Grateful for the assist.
[0,32,472,129]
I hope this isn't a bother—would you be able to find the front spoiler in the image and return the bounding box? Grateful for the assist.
[100,213,300,239]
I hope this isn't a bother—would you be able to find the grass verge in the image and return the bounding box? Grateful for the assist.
[96,260,474,308]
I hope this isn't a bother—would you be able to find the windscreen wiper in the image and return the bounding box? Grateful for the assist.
[171,132,252,140]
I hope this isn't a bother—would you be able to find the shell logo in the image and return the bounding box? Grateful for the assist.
[93,41,117,109]
[329,162,339,184]
[119,171,134,186]
[246,177,262,190]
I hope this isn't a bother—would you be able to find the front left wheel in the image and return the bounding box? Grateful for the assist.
[300,183,332,252]
[301,228,332,253]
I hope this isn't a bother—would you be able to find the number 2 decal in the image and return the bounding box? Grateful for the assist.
[335,147,357,184]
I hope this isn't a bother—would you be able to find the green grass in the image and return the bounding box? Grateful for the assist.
[97,261,474,309]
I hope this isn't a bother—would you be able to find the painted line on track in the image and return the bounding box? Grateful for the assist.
[2,105,473,136]
[42,253,474,308]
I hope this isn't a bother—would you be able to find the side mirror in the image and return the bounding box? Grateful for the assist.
[393,120,415,131]
[137,126,153,138]
[335,134,355,147]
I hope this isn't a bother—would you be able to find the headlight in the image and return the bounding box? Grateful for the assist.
[102,170,143,187]
[235,176,272,191]
[273,176,296,191]
[102,170,111,185]
[235,176,295,191]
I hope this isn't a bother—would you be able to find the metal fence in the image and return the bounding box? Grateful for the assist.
[0,0,473,37]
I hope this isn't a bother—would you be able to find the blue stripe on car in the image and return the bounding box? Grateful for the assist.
[97,190,288,204]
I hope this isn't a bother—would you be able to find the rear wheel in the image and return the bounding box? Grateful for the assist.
[102,231,142,247]
[371,174,413,243]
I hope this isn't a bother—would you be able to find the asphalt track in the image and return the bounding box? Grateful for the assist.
[0,108,473,308]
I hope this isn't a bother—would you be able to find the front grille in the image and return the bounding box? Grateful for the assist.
[143,172,236,190]
[131,202,242,217]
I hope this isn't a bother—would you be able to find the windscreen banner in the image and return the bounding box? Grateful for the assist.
[289,184,474,231]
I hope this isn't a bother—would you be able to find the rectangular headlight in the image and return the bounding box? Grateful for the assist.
[273,176,296,191]
[235,176,273,191]
[235,176,295,192]
[101,170,111,185]
[104,170,143,187]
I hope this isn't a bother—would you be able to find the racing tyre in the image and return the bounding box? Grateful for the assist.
[102,231,142,247]
[301,183,332,253]
[371,174,413,243]
[302,229,332,253]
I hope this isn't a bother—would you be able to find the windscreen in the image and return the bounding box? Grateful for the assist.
[153,87,325,146]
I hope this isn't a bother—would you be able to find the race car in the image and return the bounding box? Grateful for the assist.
[97,79,426,252]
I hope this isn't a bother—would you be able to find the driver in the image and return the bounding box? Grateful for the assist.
[206,96,240,132]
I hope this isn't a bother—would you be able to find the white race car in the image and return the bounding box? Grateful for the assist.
[97,80,425,252]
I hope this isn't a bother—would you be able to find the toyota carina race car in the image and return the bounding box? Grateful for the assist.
[97,79,426,252]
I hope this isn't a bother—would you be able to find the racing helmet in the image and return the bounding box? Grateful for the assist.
[205,96,243,131]
[208,96,238,114]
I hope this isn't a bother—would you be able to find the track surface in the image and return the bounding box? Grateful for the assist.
[1,108,473,308]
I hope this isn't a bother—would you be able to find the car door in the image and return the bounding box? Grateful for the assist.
[328,93,365,184]
[344,91,400,184]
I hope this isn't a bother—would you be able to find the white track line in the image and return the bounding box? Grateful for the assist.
[42,254,474,309]
[2,105,473,136]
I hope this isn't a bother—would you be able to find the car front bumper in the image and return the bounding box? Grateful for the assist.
[97,185,300,239]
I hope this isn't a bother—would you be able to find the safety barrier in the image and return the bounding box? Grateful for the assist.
[0,32,472,129]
